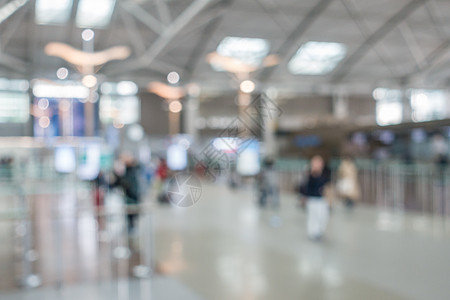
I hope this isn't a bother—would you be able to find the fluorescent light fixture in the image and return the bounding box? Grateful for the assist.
[35,0,73,25]
[76,0,116,28]
[32,81,89,99]
[216,36,270,67]
[288,41,347,75]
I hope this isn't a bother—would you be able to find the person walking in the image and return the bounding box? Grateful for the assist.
[111,153,141,234]
[299,155,331,240]
[257,158,279,208]
[336,157,361,209]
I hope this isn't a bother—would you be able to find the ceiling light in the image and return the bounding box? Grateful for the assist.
[288,41,347,75]
[167,71,180,84]
[39,116,50,128]
[117,81,138,96]
[216,36,270,67]
[240,80,255,93]
[37,98,49,110]
[372,88,402,102]
[81,29,95,42]
[82,75,97,88]
[35,0,73,25]
[169,100,182,113]
[76,0,116,28]
[56,67,69,80]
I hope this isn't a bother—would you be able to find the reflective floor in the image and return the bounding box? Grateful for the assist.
[153,182,450,300]
[1,181,450,299]
[0,277,203,300]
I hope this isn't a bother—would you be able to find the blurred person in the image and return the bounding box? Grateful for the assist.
[336,157,361,209]
[257,157,279,208]
[228,163,240,189]
[0,156,14,181]
[92,171,107,229]
[431,134,448,170]
[299,155,331,240]
[111,153,141,233]
[93,171,106,207]
[155,157,169,203]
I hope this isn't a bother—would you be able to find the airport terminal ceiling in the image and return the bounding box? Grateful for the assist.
[1,0,450,97]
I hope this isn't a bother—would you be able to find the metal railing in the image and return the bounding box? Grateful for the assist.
[0,174,155,291]
[276,158,450,217]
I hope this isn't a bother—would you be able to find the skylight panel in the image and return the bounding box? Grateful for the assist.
[76,0,116,28]
[35,0,73,25]
[288,41,347,75]
[216,36,270,66]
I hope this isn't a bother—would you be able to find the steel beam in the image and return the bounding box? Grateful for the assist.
[0,1,29,50]
[119,9,147,56]
[154,0,172,25]
[403,39,450,84]
[398,23,425,68]
[425,0,447,39]
[258,0,333,83]
[0,0,29,24]
[107,0,213,76]
[341,0,399,77]
[0,52,27,73]
[121,1,166,35]
[331,0,428,83]
[183,0,232,81]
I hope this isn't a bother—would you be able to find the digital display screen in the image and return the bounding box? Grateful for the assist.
[237,139,260,176]
[77,144,101,180]
[167,144,187,171]
[54,145,76,173]
[294,135,321,148]
[0,92,29,123]
[33,97,91,137]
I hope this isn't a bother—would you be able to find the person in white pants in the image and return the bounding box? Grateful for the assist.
[299,155,331,240]
[307,197,329,239]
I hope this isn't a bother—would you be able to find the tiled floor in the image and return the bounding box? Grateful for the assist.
[1,181,450,299]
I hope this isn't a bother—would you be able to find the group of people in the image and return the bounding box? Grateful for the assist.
[98,151,360,241]
[256,155,360,241]
[92,154,172,233]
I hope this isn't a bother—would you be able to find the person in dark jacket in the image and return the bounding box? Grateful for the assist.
[300,155,331,240]
[111,154,141,233]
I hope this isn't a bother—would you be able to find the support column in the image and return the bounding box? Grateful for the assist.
[332,88,349,120]
[183,94,199,140]
[82,30,96,137]
[402,88,412,123]
[263,93,279,158]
